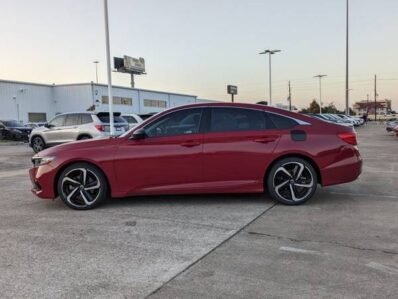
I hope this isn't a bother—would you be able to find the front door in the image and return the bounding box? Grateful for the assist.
[114,108,204,196]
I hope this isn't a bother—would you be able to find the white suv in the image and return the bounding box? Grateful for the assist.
[29,112,128,153]
[121,113,144,129]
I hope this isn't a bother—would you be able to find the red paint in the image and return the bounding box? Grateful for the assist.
[29,103,362,200]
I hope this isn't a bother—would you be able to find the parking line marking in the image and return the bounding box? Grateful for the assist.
[327,191,398,199]
[279,246,321,255]
[366,262,398,275]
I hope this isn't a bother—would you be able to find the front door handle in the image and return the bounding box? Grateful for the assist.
[180,140,201,147]
[253,136,279,143]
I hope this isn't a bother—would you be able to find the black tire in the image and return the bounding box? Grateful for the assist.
[57,162,108,210]
[31,136,46,153]
[78,135,92,140]
[266,157,318,205]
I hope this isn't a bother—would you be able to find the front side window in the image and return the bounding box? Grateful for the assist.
[49,115,66,127]
[65,114,80,126]
[210,108,266,132]
[145,109,202,137]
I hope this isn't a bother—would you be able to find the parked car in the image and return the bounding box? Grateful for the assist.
[386,120,398,133]
[394,125,398,137]
[138,112,158,120]
[0,120,32,141]
[24,122,47,129]
[29,112,128,153]
[29,103,362,210]
[324,114,354,127]
[121,113,144,129]
[309,113,351,127]
[335,114,361,126]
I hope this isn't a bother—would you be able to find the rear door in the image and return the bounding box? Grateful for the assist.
[202,107,280,191]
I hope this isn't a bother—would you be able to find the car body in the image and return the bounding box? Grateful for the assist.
[29,103,362,210]
[0,120,32,141]
[386,120,398,132]
[324,114,355,127]
[394,125,398,137]
[29,112,129,153]
[24,122,47,129]
[121,113,144,129]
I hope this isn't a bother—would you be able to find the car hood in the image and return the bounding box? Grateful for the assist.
[37,137,116,157]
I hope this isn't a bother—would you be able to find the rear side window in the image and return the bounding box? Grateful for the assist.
[65,114,80,126]
[210,108,266,132]
[80,114,93,124]
[97,114,126,123]
[267,113,298,129]
[124,116,137,124]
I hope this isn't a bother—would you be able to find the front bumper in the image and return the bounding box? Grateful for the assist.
[29,165,57,199]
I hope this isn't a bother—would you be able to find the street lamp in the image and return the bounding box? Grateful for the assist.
[93,61,99,84]
[314,74,327,114]
[103,0,114,137]
[259,49,281,106]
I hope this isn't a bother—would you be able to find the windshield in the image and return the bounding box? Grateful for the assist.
[4,120,21,127]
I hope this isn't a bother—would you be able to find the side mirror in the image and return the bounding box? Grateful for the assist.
[130,128,147,140]
[45,123,54,128]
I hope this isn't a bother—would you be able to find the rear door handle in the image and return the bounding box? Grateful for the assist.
[253,136,279,143]
[180,140,201,147]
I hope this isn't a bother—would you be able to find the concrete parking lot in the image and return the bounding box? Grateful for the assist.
[0,124,397,298]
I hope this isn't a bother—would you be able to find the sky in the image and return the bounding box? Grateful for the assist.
[0,0,397,110]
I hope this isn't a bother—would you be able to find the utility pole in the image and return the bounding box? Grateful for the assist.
[374,75,377,121]
[345,0,349,115]
[314,74,327,114]
[93,61,99,84]
[288,80,292,111]
[366,94,369,113]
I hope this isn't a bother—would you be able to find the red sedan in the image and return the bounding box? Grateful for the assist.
[29,103,362,210]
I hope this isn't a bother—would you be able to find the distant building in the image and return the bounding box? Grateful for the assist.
[0,79,218,123]
[353,99,392,116]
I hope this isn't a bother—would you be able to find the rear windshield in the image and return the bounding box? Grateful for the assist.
[97,115,126,123]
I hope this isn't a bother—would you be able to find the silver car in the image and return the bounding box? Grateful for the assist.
[121,113,144,129]
[29,112,128,153]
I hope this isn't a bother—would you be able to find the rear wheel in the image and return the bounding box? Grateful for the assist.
[57,163,108,210]
[78,135,92,140]
[31,136,45,153]
[267,157,317,205]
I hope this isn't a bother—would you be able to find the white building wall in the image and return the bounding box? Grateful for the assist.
[0,81,53,123]
[53,84,94,115]
[0,80,218,123]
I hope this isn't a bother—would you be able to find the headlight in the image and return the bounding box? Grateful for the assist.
[32,156,55,167]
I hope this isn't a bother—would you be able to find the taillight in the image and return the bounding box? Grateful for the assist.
[338,132,357,145]
[95,124,105,132]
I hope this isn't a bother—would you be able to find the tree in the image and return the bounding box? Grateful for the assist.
[300,99,320,113]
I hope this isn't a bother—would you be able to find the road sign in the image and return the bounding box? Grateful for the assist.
[227,85,238,95]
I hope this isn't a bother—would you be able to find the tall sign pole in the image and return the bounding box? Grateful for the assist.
[227,85,238,103]
[345,0,349,115]
[103,0,114,137]
[288,80,292,111]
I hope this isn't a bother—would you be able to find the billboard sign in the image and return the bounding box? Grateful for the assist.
[124,56,145,74]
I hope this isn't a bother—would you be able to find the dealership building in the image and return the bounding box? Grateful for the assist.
[0,79,217,123]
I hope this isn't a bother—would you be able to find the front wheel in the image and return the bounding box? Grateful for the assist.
[57,163,108,210]
[31,136,45,153]
[267,157,318,205]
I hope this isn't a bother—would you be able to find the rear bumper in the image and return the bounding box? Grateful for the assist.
[321,146,362,186]
[29,166,56,199]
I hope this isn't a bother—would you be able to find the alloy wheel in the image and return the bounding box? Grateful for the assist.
[272,162,314,203]
[32,137,44,152]
[61,168,101,208]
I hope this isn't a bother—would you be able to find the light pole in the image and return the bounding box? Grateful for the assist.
[103,0,114,137]
[314,74,327,114]
[93,61,99,84]
[259,49,281,106]
[345,0,349,115]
